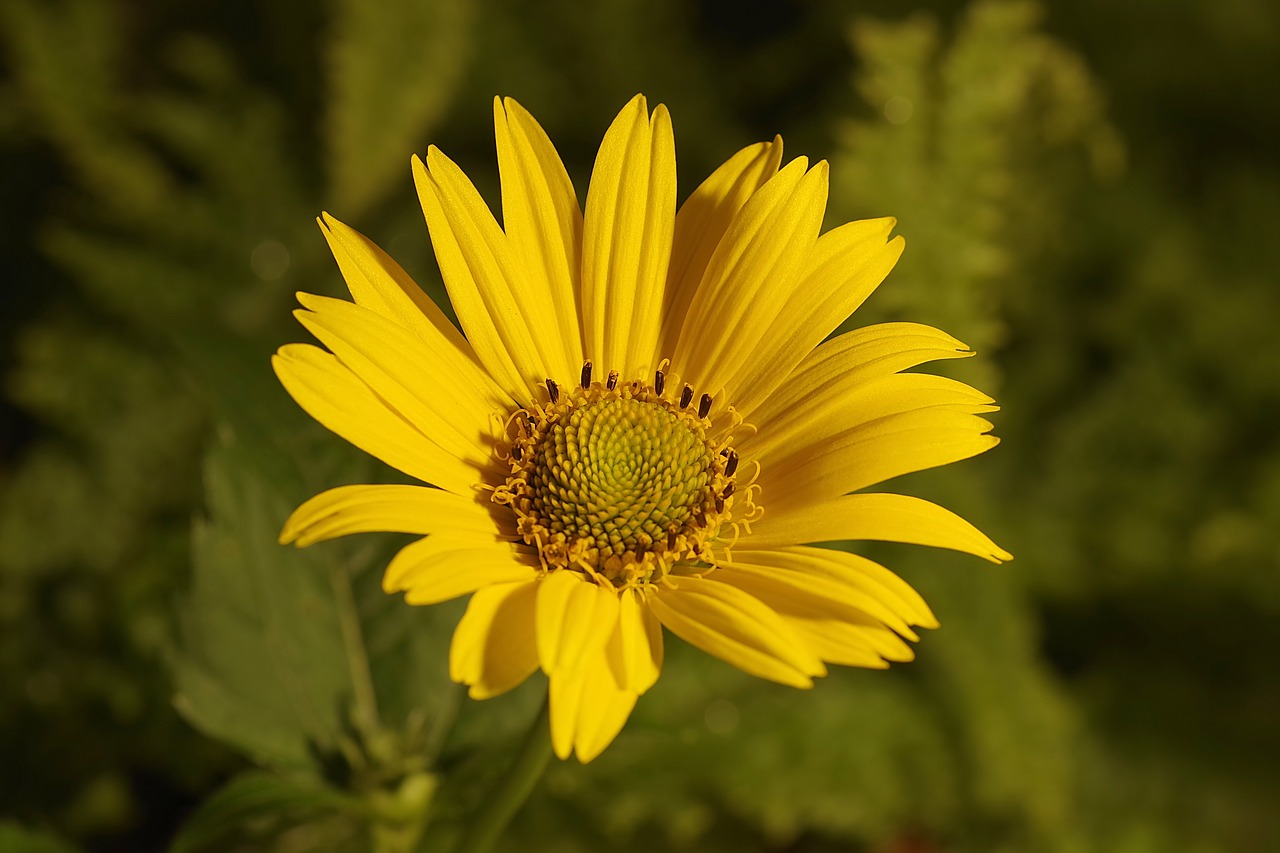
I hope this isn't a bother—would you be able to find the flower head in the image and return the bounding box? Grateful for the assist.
[275,95,1010,762]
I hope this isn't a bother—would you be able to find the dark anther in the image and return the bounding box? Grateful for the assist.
[724,450,739,477]
[715,496,725,514]
[698,393,712,418]
[607,370,619,390]
[679,385,694,409]
[581,361,592,389]
[512,445,523,461]
[667,530,677,550]
[692,506,706,525]
[654,369,665,396]
[723,482,735,497]
[545,378,560,403]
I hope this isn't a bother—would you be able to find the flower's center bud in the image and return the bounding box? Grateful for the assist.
[493,367,746,587]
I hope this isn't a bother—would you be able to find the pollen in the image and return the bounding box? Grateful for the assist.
[492,368,746,587]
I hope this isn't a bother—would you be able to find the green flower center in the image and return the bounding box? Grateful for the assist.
[531,397,710,555]
[492,371,744,587]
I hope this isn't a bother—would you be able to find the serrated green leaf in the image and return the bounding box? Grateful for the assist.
[171,430,362,770]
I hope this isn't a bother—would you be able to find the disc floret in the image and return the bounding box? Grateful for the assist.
[493,366,744,587]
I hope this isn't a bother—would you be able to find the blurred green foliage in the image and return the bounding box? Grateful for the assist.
[1,0,1276,851]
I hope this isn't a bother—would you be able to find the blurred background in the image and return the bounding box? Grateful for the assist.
[1,0,1277,850]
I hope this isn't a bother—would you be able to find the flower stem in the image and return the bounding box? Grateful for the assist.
[329,558,381,738]
[455,696,553,853]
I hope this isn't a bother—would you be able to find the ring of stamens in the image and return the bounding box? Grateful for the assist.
[492,363,748,588]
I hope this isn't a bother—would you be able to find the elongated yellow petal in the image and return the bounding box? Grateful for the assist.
[741,371,996,463]
[548,661,586,760]
[614,587,663,694]
[571,646,638,763]
[760,410,1000,509]
[784,616,904,667]
[494,97,583,379]
[318,213,492,380]
[280,484,511,547]
[727,219,905,415]
[414,149,555,397]
[650,575,825,687]
[744,322,977,425]
[449,580,541,699]
[746,493,1012,563]
[535,571,620,678]
[708,568,917,663]
[294,294,497,465]
[384,537,536,603]
[673,158,828,399]
[581,94,677,379]
[727,546,939,630]
[708,557,917,639]
[272,344,481,495]
[659,137,783,359]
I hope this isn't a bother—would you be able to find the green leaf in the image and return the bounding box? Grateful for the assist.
[171,429,362,770]
[325,0,473,215]
[168,771,361,853]
[0,823,81,853]
[172,416,465,784]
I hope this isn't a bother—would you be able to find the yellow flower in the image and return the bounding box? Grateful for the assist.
[275,95,1010,763]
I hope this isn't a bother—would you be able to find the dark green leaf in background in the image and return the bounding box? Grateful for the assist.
[173,432,360,771]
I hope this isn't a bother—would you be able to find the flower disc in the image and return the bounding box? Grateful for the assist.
[494,377,739,585]
[531,396,710,557]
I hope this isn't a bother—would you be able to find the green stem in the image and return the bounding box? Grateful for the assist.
[455,697,553,853]
[329,558,381,737]
[424,682,469,765]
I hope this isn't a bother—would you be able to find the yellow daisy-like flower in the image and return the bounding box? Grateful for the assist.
[275,95,1010,763]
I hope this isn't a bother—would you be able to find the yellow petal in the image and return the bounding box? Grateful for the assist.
[317,213,498,388]
[571,646,638,763]
[535,571,620,678]
[383,537,537,603]
[728,546,939,630]
[760,410,1000,510]
[614,587,663,694]
[581,94,677,380]
[727,219,905,415]
[294,293,497,465]
[494,97,583,379]
[414,149,555,398]
[743,322,977,424]
[741,371,997,463]
[673,158,828,399]
[450,580,541,700]
[659,137,783,359]
[706,568,916,660]
[708,556,918,639]
[746,493,1013,563]
[783,616,901,668]
[650,574,825,688]
[280,484,511,547]
[548,660,586,760]
[272,344,481,495]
